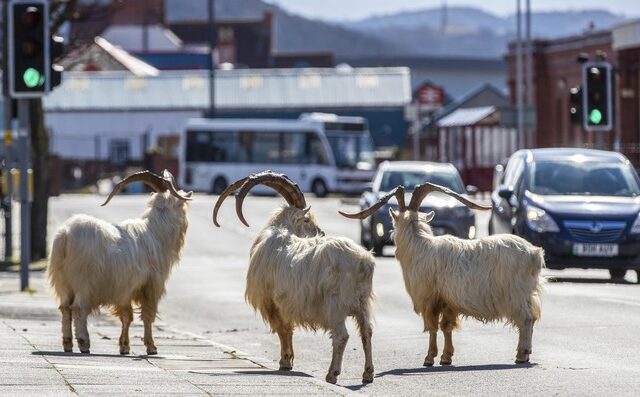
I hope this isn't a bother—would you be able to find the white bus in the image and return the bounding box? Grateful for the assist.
[179,115,375,196]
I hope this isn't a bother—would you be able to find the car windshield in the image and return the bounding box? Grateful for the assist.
[379,170,464,193]
[528,160,640,196]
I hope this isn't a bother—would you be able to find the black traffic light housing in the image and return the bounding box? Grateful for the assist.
[7,0,50,98]
[582,62,612,131]
[569,86,583,125]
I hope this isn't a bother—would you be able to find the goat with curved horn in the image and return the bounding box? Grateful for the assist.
[212,170,376,384]
[339,180,544,367]
[49,169,191,356]
[101,170,191,206]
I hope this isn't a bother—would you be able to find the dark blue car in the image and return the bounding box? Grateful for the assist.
[490,148,640,282]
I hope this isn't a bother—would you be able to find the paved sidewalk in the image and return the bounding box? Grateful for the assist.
[0,272,352,396]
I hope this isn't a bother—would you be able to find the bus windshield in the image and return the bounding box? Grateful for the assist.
[326,133,375,170]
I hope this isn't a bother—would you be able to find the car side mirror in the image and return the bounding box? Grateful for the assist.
[497,185,513,199]
[466,185,479,196]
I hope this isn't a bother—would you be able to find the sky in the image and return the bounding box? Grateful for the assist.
[262,0,640,21]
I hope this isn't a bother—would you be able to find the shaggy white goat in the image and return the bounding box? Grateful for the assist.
[341,183,544,365]
[213,171,375,384]
[48,170,192,355]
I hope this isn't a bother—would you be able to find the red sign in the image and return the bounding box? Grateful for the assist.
[418,85,444,107]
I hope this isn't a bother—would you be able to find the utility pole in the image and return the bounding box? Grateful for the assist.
[3,99,13,260]
[525,0,533,149]
[515,0,524,149]
[208,0,216,117]
[17,99,30,291]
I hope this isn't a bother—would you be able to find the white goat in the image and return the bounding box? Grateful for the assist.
[48,170,192,355]
[213,171,375,384]
[341,183,543,365]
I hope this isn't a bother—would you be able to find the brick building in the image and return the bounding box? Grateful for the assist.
[505,20,640,166]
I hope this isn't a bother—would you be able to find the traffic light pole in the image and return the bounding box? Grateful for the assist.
[17,99,30,291]
[4,99,13,260]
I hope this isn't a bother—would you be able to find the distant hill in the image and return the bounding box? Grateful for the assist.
[164,0,400,56]
[163,1,628,58]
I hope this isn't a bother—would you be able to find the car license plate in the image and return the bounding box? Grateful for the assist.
[572,243,618,257]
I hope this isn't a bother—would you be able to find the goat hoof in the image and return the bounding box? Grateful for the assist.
[362,371,374,383]
[120,349,130,355]
[62,338,73,352]
[515,356,530,364]
[440,358,452,366]
[146,347,158,355]
[423,358,434,367]
[325,370,340,384]
[279,365,292,371]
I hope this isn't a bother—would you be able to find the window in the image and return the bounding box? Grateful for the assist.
[109,139,129,165]
[307,134,330,165]
[281,133,306,164]
[252,133,280,163]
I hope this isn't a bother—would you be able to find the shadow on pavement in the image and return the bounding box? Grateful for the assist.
[375,362,534,378]
[547,277,636,285]
[34,350,159,360]
[194,369,313,378]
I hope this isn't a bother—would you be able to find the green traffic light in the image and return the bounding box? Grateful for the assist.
[23,67,44,88]
[589,109,603,125]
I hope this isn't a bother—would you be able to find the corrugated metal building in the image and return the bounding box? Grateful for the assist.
[43,67,411,189]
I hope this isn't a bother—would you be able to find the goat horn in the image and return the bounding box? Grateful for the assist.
[339,186,406,219]
[101,170,191,206]
[408,182,491,211]
[235,171,306,227]
[212,177,248,227]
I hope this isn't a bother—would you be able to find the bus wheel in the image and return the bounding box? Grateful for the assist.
[211,177,228,195]
[311,178,328,198]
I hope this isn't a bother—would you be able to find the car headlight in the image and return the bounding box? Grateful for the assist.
[526,205,559,232]
[630,213,640,234]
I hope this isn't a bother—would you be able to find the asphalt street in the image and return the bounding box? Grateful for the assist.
[47,194,640,396]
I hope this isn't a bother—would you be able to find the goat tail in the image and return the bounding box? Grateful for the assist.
[530,246,546,322]
[48,229,68,300]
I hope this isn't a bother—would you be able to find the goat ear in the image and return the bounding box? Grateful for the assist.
[423,211,435,223]
[303,206,311,214]
[388,208,399,221]
[185,191,194,198]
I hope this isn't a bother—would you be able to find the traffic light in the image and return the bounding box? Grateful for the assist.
[569,86,582,125]
[582,62,612,131]
[50,35,64,90]
[7,0,50,98]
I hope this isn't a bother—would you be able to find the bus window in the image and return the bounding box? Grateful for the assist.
[281,132,306,164]
[252,132,281,163]
[307,134,330,165]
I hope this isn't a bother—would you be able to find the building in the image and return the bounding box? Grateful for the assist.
[43,68,411,191]
[338,55,507,99]
[505,21,640,166]
[68,0,333,71]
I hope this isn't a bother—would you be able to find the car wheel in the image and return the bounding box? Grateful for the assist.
[311,178,328,198]
[609,269,627,280]
[372,242,384,257]
[488,214,495,235]
[211,177,228,195]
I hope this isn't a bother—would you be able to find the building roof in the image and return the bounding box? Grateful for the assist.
[338,55,507,73]
[43,68,412,112]
[437,106,497,128]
